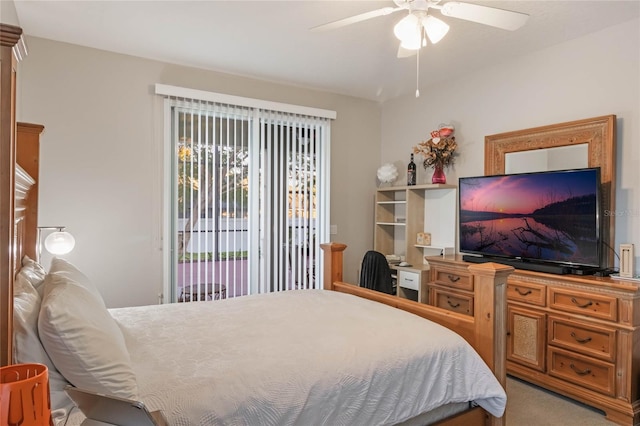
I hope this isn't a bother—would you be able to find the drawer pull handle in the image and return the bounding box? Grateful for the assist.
[570,332,592,344]
[515,288,532,296]
[569,363,591,376]
[570,297,593,309]
[447,300,461,308]
[447,275,460,283]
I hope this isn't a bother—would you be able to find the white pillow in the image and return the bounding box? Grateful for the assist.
[13,272,72,410]
[48,257,105,307]
[38,271,139,400]
[20,255,47,297]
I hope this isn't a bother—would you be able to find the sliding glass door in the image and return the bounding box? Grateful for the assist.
[258,116,322,293]
[164,96,330,303]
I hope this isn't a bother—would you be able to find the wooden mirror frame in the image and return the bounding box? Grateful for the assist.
[484,115,617,268]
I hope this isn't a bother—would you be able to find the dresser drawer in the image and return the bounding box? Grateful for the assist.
[508,280,546,306]
[548,288,617,322]
[432,267,473,291]
[398,270,420,291]
[548,347,615,396]
[548,316,616,362]
[431,287,474,316]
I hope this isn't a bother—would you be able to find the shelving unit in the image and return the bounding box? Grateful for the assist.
[374,183,457,267]
[374,187,407,258]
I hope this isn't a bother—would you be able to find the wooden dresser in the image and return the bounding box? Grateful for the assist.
[428,257,475,316]
[426,255,640,426]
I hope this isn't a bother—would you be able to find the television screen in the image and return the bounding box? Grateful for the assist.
[459,167,601,271]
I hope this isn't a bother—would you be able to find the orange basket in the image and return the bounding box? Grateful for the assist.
[0,363,52,426]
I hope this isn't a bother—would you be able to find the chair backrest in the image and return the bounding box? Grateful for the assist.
[359,250,394,295]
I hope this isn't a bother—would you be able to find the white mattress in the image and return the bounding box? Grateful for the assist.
[62,290,506,425]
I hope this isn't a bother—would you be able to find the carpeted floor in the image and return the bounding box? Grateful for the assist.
[505,376,615,425]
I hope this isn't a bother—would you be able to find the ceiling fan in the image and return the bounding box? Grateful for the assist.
[311,0,529,56]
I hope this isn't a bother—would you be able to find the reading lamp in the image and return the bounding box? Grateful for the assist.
[37,226,76,263]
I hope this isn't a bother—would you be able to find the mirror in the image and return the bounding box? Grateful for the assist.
[485,115,616,268]
[505,144,589,174]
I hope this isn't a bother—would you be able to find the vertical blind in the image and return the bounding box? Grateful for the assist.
[157,85,333,302]
[172,99,252,302]
[258,110,326,294]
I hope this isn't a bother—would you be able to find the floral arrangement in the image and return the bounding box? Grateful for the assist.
[413,124,457,170]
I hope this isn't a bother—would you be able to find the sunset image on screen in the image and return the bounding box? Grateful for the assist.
[459,168,600,266]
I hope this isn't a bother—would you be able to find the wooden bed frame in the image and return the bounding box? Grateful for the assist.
[1,23,511,426]
[1,22,30,369]
[321,243,513,426]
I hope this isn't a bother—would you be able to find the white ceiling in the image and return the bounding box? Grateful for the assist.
[13,0,640,102]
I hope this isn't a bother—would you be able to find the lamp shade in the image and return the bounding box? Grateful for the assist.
[44,231,76,255]
[400,35,422,50]
[424,15,450,44]
[394,14,421,49]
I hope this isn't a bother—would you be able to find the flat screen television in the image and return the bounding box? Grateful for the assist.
[458,167,601,275]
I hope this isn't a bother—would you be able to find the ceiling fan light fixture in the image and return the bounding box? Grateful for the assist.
[394,14,418,39]
[424,15,450,44]
[400,36,422,51]
[394,14,422,50]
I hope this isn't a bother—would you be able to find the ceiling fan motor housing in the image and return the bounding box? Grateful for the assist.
[393,0,443,12]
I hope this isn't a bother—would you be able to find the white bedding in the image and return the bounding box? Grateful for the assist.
[62,290,506,425]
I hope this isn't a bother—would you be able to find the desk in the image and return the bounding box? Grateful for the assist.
[389,265,429,303]
[178,283,227,302]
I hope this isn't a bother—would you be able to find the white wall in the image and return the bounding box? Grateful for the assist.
[16,18,640,308]
[0,1,19,26]
[17,37,382,307]
[381,19,640,274]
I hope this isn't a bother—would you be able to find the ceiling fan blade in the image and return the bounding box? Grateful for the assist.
[310,7,402,32]
[439,2,529,31]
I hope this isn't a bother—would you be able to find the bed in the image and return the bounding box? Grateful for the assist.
[1,22,512,426]
[12,245,511,426]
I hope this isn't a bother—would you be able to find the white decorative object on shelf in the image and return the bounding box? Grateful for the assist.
[377,163,398,186]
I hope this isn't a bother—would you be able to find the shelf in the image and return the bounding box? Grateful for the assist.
[374,184,457,268]
[415,245,455,256]
[378,183,457,191]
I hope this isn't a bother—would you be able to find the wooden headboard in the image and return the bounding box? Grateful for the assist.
[1,126,40,366]
[1,23,31,367]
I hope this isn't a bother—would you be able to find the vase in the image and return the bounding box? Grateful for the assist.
[431,165,446,184]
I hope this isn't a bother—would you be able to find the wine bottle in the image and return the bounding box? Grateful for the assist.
[407,153,416,186]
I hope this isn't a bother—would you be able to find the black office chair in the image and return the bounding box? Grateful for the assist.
[359,250,395,295]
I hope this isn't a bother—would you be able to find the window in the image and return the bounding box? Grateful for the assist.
[157,85,335,302]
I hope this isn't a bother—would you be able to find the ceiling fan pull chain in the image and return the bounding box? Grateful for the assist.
[415,47,420,98]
